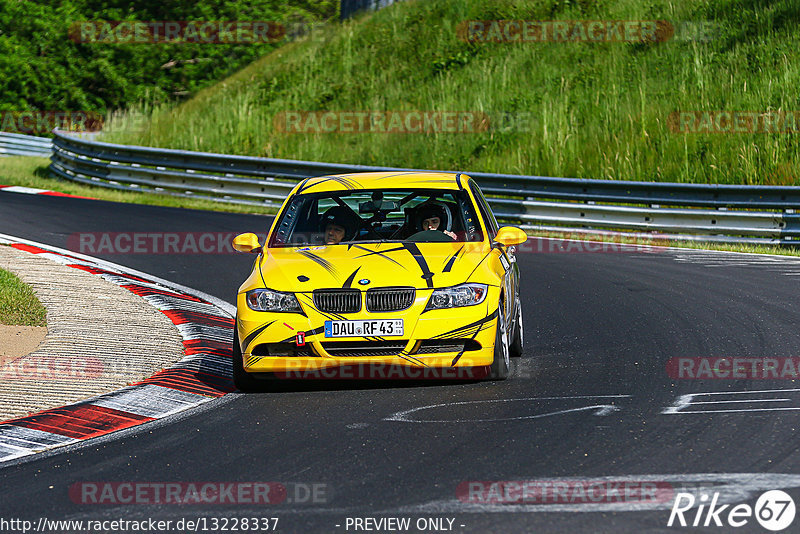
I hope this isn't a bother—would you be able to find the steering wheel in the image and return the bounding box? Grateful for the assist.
[405,230,456,242]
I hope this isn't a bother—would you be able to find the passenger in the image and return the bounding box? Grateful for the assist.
[417,202,457,240]
[320,206,359,244]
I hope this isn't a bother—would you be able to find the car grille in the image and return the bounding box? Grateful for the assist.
[416,342,465,354]
[252,343,316,357]
[313,289,361,313]
[366,287,415,312]
[321,341,407,357]
[416,339,481,354]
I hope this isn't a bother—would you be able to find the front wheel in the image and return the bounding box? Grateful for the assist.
[488,304,510,380]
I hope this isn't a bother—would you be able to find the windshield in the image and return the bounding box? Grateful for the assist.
[269,189,484,246]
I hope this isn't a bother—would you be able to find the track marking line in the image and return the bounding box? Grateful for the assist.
[385,395,632,423]
[663,388,800,415]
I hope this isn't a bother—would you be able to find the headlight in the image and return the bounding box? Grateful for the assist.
[425,283,488,310]
[246,288,302,313]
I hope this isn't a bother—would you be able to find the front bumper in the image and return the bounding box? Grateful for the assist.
[236,287,500,373]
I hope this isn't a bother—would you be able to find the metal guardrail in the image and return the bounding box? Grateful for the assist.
[0,132,52,157]
[47,130,800,244]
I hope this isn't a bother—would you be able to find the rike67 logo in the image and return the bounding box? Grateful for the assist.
[668,490,796,531]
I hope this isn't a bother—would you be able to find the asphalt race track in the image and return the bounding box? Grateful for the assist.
[3,191,800,533]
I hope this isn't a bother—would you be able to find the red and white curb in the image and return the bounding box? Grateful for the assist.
[0,234,236,463]
[0,184,94,199]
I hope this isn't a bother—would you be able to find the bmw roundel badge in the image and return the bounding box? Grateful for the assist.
[358,279,370,286]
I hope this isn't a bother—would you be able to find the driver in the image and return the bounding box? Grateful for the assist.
[319,205,359,244]
[417,202,457,240]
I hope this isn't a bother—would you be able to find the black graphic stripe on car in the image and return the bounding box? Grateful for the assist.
[297,250,339,278]
[241,321,276,352]
[341,267,361,289]
[302,175,361,193]
[297,293,348,321]
[451,324,483,366]
[398,354,428,367]
[432,309,498,340]
[351,245,408,269]
[402,242,434,288]
[442,246,464,273]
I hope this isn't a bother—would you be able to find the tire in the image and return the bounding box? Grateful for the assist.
[232,327,263,392]
[509,295,524,358]
[488,304,510,380]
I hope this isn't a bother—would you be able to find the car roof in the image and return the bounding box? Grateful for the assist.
[295,171,469,194]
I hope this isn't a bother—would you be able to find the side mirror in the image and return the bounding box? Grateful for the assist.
[493,226,528,247]
[232,233,262,253]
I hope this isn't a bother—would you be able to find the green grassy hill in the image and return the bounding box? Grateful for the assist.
[103,0,800,185]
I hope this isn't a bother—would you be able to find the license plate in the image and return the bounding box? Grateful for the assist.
[324,319,404,337]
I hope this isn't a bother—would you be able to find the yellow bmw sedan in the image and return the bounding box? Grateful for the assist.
[231,171,527,390]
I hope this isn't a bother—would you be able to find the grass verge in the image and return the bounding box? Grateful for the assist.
[0,265,46,326]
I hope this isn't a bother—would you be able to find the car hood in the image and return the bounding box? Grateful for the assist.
[259,242,493,292]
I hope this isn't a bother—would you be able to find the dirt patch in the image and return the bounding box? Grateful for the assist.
[0,325,47,365]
